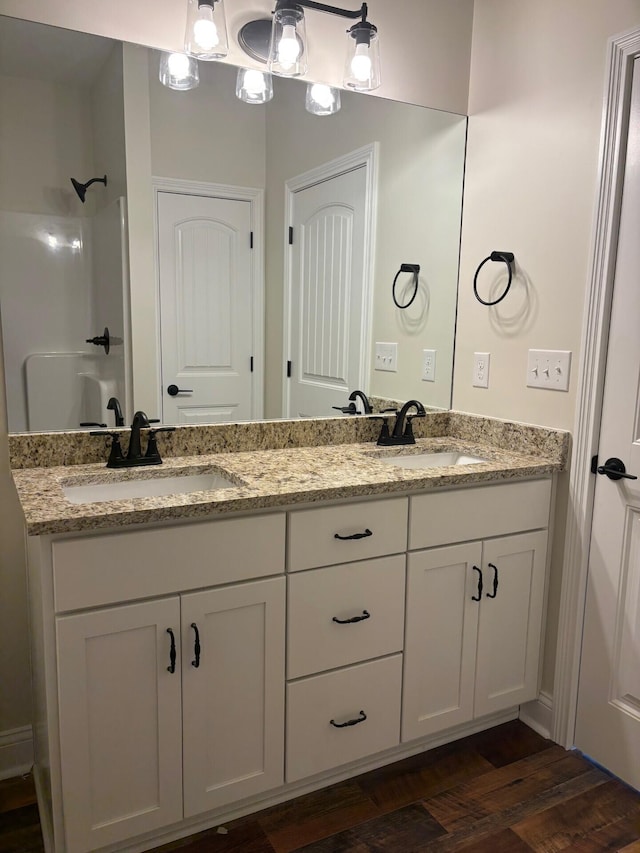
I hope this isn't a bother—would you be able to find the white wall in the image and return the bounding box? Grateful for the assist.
[91,43,128,207]
[0,0,474,114]
[455,0,640,694]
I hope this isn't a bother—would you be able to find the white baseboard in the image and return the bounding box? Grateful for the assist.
[0,725,34,780]
[519,691,553,740]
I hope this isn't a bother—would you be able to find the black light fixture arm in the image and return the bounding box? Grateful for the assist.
[275,0,367,22]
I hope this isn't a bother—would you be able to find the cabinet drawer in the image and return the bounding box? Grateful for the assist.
[286,655,402,782]
[287,556,405,678]
[288,498,408,572]
[409,479,551,551]
[53,513,286,611]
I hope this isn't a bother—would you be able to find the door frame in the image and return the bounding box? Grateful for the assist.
[553,27,640,748]
[282,143,379,418]
[152,176,265,421]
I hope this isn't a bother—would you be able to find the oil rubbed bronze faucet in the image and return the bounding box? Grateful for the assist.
[376,399,426,446]
[90,411,175,468]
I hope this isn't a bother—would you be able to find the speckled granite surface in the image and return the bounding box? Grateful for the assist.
[10,412,570,535]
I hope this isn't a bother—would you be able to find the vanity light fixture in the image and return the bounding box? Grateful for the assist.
[305,82,341,115]
[184,0,229,60]
[159,51,200,90]
[238,1,380,92]
[236,68,274,104]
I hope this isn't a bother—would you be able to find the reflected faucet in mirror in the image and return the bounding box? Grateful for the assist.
[107,397,124,427]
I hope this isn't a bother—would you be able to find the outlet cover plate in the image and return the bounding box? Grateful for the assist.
[422,349,436,382]
[375,342,398,372]
[527,349,571,391]
[473,352,490,388]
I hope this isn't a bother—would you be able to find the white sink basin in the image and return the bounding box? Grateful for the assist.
[63,472,239,504]
[378,451,489,470]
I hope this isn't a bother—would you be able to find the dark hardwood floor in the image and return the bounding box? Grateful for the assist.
[2,721,640,852]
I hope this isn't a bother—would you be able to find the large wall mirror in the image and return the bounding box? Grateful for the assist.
[0,15,467,433]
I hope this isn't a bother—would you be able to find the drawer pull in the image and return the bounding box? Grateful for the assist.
[332,610,371,625]
[486,563,499,599]
[166,628,177,674]
[330,710,367,728]
[334,528,373,541]
[191,622,201,668]
[472,566,483,602]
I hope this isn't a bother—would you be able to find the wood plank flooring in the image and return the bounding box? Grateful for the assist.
[2,721,640,852]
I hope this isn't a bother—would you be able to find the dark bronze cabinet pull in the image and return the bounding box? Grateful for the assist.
[166,628,176,673]
[472,566,483,602]
[330,710,367,728]
[191,622,201,668]
[486,563,499,598]
[334,528,373,541]
[332,610,370,625]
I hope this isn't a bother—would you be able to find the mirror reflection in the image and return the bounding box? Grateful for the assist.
[0,15,467,433]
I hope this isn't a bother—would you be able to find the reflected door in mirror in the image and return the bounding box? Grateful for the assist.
[286,165,369,418]
[158,192,254,424]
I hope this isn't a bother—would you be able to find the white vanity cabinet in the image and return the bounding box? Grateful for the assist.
[402,480,551,742]
[27,478,555,853]
[31,512,286,853]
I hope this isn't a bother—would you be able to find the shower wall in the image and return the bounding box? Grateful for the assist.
[0,43,129,432]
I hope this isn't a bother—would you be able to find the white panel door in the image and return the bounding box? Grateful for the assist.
[181,577,285,817]
[158,191,253,424]
[402,542,481,741]
[474,531,548,718]
[286,166,368,418]
[56,597,183,853]
[576,59,640,789]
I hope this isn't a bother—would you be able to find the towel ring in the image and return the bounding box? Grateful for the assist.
[473,251,515,306]
[392,263,421,309]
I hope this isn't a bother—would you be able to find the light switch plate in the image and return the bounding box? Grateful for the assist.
[375,342,398,372]
[527,349,571,391]
[473,352,490,388]
[422,349,436,382]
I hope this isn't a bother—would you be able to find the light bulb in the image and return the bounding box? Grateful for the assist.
[167,52,191,80]
[243,69,267,96]
[193,5,219,51]
[351,43,372,83]
[278,24,300,70]
[310,84,333,109]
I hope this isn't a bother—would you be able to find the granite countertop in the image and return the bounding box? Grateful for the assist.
[11,432,566,536]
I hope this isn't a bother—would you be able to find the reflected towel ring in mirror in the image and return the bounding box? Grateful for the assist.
[473,251,515,306]
[392,263,420,309]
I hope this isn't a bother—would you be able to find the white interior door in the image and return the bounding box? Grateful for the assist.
[575,58,640,790]
[157,191,254,423]
[285,165,370,418]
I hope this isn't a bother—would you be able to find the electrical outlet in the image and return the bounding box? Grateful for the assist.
[527,349,571,390]
[473,352,490,388]
[375,342,398,372]
[422,349,436,382]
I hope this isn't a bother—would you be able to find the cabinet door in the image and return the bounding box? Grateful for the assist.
[402,542,481,742]
[182,577,286,817]
[57,598,183,853]
[474,530,548,717]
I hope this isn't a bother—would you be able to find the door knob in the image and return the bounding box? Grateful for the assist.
[596,457,638,481]
[167,384,193,397]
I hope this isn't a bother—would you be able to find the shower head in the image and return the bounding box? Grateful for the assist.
[70,174,108,203]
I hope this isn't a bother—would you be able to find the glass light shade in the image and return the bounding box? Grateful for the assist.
[268,5,307,77]
[159,51,200,90]
[184,0,229,60]
[343,22,381,91]
[236,68,273,104]
[305,83,341,116]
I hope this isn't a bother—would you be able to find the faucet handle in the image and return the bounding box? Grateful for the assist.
[145,426,175,461]
[332,403,357,415]
[90,431,125,466]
